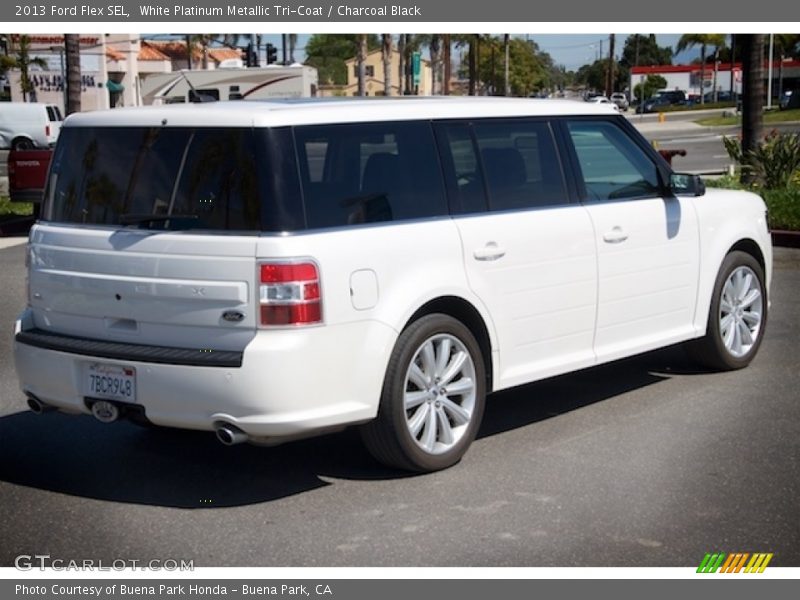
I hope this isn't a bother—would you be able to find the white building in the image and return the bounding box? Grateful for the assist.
[5,35,241,113]
[630,60,800,100]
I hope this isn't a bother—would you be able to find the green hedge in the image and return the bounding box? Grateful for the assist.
[706,177,800,231]
[0,196,34,216]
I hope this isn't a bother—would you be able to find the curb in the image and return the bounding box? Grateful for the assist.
[771,230,800,248]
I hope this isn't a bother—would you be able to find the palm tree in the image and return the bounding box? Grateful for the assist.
[356,34,367,96]
[503,34,510,96]
[675,34,726,105]
[5,35,47,101]
[397,34,406,95]
[428,35,442,95]
[381,34,393,96]
[740,34,764,186]
[442,34,451,95]
[64,34,81,115]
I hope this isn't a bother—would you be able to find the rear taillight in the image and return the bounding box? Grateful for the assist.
[45,124,50,138]
[258,261,322,327]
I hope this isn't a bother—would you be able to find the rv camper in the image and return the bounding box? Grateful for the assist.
[140,65,318,105]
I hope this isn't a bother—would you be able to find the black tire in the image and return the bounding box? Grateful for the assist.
[687,251,767,371]
[361,313,486,472]
[11,137,34,151]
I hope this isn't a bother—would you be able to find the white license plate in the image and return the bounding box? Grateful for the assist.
[86,363,136,402]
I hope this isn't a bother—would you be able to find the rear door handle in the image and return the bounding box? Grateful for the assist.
[473,242,506,261]
[603,227,629,244]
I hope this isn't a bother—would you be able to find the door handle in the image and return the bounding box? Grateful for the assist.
[473,242,506,261]
[603,227,629,244]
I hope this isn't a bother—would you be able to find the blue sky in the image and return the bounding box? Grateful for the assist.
[249,33,700,70]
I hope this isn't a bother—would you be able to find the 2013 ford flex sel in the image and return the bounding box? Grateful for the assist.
[14,98,772,472]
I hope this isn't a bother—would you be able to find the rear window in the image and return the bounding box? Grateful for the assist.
[45,127,262,231]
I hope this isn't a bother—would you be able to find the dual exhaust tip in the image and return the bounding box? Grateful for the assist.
[28,393,249,446]
[26,394,54,415]
[215,424,248,446]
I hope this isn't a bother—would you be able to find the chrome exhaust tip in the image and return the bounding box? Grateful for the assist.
[215,425,248,446]
[27,395,54,414]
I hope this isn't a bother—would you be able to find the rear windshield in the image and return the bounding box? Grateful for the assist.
[45,127,263,231]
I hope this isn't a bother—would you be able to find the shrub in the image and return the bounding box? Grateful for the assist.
[723,131,800,189]
[762,186,800,231]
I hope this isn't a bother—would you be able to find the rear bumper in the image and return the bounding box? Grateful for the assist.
[9,189,44,203]
[14,309,396,440]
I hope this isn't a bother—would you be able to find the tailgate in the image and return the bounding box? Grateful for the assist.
[27,223,258,352]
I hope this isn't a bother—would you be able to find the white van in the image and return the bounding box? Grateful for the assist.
[14,98,772,472]
[0,102,62,150]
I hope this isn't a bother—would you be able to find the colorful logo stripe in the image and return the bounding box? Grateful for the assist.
[697,553,773,573]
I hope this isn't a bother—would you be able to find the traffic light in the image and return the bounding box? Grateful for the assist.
[266,43,277,65]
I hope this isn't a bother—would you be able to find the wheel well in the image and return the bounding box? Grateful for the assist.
[11,136,33,148]
[406,297,494,391]
[729,239,765,273]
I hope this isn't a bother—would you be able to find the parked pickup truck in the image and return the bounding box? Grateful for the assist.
[8,147,52,204]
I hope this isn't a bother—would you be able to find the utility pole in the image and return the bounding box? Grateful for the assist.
[606,34,615,97]
[767,33,774,109]
[729,34,736,98]
[282,33,287,65]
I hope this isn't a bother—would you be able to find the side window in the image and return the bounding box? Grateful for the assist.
[473,120,568,211]
[294,121,447,229]
[435,123,487,214]
[566,120,661,201]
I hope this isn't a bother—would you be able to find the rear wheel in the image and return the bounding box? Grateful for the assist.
[361,314,486,472]
[688,251,767,370]
[11,137,34,151]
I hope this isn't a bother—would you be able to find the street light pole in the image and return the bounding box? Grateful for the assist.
[767,33,774,109]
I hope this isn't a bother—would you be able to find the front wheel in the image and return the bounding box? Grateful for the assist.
[688,251,767,370]
[361,314,486,472]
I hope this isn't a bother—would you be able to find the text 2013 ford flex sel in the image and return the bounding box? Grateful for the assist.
[14,98,771,472]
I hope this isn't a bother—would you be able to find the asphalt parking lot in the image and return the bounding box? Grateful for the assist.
[0,241,798,567]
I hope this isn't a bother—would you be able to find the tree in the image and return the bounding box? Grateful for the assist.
[356,34,367,96]
[741,34,764,186]
[633,74,668,103]
[381,34,392,96]
[620,34,673,68]
[64,34,81,115]
[675,34,726,105]
[304,34,380,85]
[4,35,47,101]
[476,37,548,97]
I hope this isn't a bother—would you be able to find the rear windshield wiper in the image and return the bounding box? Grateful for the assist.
[119,214,200,226]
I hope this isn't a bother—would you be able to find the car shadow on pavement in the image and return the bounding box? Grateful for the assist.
[0,345,692,508]
[479,343,700,438]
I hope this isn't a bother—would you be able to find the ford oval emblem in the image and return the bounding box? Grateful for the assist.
[222,310,245,323]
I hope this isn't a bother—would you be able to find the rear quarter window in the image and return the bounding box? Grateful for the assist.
[293,121,447,229]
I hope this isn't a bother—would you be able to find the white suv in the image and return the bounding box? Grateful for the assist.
[14,98,772,472]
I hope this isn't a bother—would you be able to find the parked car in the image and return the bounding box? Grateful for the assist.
[702,91,739,104]
[14,98,772,472]
[7,147,52,203]
[587,95,619,111]
[779,89,800,110]
[637,90,687,113]
[0,102,62,150]
[610,92,629,111]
